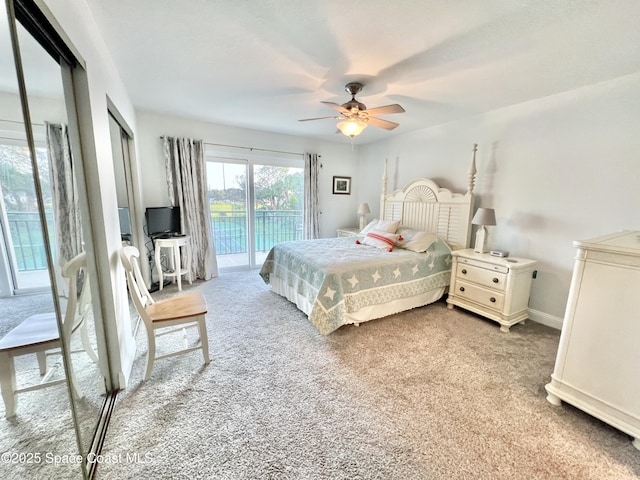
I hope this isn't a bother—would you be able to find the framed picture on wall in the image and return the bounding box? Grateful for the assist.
[333,176,351,195]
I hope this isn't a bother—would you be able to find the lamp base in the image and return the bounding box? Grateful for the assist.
[359,215,367,231]
[474,226,488,253]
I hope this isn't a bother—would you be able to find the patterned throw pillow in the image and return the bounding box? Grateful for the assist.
[356,229,401,252]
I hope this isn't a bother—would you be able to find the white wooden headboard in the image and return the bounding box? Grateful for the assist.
[380,145,477,251]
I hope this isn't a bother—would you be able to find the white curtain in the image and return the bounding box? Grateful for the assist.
[303,153,320,240]
[46,122,83,267]
[163,136,218,279]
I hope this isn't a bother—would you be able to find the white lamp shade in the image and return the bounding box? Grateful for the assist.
[357,203,371,215]
[337,119,367,137]
[471,207,496,226]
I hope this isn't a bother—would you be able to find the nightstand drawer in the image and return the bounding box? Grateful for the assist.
[455,280,505,311]
[458,257,509,274]
[456,263,507,291]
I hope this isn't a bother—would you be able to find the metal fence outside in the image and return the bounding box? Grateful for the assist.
[6,208,302,272]
[6,212,54,271]
[211,208,302,255]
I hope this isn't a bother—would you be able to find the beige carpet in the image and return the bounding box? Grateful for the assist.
[95,270,640,480]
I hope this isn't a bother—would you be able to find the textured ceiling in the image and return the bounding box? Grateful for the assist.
[76,0,640,144]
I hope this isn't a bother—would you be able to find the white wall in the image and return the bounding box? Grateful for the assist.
[135,111,359,239]
[358,72,640,325]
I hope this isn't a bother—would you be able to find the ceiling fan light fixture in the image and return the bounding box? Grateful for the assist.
[337,118,367,137]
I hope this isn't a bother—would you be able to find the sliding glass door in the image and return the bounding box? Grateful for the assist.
[206,153,303,269]
[207,159,250,268]
[0,139,52,293]
[252,163,303,265]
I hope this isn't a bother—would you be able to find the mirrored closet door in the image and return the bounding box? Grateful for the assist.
[0,1,109,478]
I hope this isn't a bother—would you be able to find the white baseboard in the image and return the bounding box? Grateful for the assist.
[528,308,563,330]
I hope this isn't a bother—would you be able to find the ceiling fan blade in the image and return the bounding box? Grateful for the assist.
[298,115,344,122]
[367,117,400,130]
[363,104,405,116]
[321,101,350,115]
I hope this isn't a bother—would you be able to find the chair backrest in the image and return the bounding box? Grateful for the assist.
[60,251,91,340]
[119,246,154,324]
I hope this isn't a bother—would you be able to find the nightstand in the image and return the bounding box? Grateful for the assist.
[446,249,536,332]
[336,227,360,237]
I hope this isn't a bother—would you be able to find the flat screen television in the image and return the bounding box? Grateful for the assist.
[145,206,181,236]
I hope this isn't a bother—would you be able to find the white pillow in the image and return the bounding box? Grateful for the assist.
[373,219,400,233]
[396,227,438,253]
[357,229,401,252]
[359,218,379,235]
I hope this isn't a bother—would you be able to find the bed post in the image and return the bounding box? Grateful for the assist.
[380,157,388,220]
[463,143,478,248]
[467,144,477,196]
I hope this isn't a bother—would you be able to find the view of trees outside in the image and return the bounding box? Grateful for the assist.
[0,144,50,212]
[0,143,53,271]
[207,165,302,210]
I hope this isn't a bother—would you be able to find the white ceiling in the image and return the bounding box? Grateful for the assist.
[82,0,640,144]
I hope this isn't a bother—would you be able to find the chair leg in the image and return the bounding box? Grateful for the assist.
[198,316,211,365]
[68,369,84,400]
[144,329,157,381]
[36,351,47,375]
[65,339,84,400]
[0,352,17,418]
[79,321,99,364]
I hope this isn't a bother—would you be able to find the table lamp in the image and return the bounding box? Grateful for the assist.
[471,208,496,253]
[357,203,371,230]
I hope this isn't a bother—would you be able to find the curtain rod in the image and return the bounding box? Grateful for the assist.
[159,136,305,157]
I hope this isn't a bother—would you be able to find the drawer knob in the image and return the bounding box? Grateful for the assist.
[490,297,496,303]
[459,287,465,292]
[492,277,499,283]
[461,269,467,275]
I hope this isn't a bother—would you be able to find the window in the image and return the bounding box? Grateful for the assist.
[206,150,303,269]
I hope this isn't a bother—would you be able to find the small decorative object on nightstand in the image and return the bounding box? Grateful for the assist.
[336,227,360,237]
[446,249,536,332]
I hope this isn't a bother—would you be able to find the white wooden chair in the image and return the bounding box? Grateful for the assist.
[119,246,210,381]
[0,251,98,418]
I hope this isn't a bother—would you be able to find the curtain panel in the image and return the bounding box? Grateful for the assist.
[46,122,83,266]
[304,153,320,239]
[163,136,218,279]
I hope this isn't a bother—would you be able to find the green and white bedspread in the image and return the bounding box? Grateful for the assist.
[259,236,452,334]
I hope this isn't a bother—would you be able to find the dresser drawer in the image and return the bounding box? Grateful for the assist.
[455,280,505,311]
[456,263,507,291]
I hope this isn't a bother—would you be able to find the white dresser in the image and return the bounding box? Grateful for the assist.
[545,230,640,450]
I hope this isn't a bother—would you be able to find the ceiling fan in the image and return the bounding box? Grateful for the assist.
[299,82,405,137]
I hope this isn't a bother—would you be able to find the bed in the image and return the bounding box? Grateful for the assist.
[259,145,478,334]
